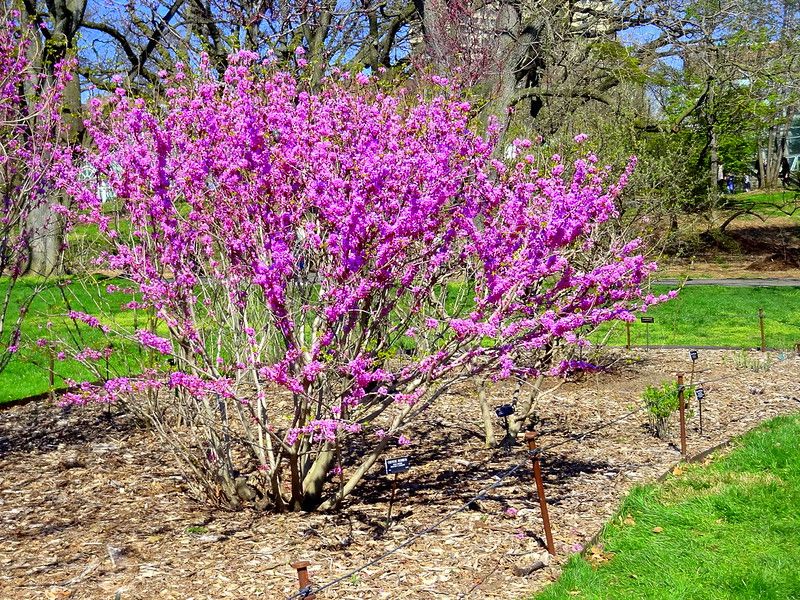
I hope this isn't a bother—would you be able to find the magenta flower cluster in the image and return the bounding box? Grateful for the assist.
[62,55,658,411]
[134,330,173,355]
[0,12,73,360]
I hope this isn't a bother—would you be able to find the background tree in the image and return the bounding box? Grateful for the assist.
[15,0,87,275]
[644,0,800,204]
[0,7,72,368]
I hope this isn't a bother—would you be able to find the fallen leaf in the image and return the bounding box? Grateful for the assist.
[623,515,636,526]
[672,466,684,477]
[652,526,664,534]
[587,545,615,567]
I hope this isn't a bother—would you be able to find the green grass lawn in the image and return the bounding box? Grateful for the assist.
[2,279,799,403]
[0,277,142,403]
[596,285,800,350]
[534,412,800,600]
[725,189,800,218]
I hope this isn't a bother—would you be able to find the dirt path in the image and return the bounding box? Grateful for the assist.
[1,349,799,600]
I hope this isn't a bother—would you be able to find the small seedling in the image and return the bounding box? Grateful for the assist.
[642,381,694,440]
[185,525,208,535]
[732,349,773,372]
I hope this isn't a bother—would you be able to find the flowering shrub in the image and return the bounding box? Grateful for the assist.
[0,8,72,370]
[59,54,669,511]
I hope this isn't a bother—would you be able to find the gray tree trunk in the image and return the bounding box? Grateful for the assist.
[22,1,86,276]
[26,204,63,276]
[479,379,497,448]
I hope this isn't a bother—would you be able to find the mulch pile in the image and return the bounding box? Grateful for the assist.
[2,349,799,599]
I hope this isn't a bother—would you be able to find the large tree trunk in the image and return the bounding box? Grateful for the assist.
[415,0,532,138]
[22,1,86,276]
[763,109,794,188]
[708,125,720,206]
[26,203,63,276]
[707,84,720,208]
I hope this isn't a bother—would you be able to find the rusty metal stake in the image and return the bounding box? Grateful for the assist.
[625,322,631,350]
[525,431,556,556]
[677,373,687,459]
[759,308,766,352]
[290,561,315,599]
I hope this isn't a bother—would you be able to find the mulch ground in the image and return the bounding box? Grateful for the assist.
[2,348,799,600]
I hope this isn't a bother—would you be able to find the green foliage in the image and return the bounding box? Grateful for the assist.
[534,414,800,600]
[642,381,680,420]
[589,40,647,85]
[642,381,692,439]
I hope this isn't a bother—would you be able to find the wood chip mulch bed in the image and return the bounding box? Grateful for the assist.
[2,348,799,600]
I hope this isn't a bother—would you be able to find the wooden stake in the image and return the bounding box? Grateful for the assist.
[525,431,555,556]
[625,322,631,350]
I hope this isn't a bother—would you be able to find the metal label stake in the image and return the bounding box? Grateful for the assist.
[495,404,514,439]
[290,561,315,599]
[384,457,410,528]
[695,387,706,435]
[641,316,654,351]
[677,373,687,458]
[386,473,399,527]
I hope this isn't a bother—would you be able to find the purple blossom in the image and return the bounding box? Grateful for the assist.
[76,348,104,361]
[67,311,109,333]
[135,330,173,354]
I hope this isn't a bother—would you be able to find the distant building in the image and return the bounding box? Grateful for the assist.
[788,114,800,172]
